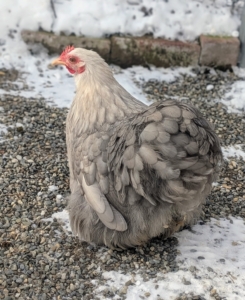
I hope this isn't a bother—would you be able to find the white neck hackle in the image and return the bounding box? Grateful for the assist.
[67,49,145,133]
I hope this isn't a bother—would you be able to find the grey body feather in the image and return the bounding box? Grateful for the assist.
[65,48,223,249]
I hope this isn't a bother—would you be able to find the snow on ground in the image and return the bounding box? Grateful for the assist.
[0,60,198,108]
[51,209,72,235]
[1,53,245,112]
[0,0,244,111]
[222,81,245,113]
[94,217,245,300]
[120,66,197,84]
[1,1,245,299]
[116,66,245,112]
[0,52,77,108]
[46,210,245,300]
[0,117,7,133]
[0,0,243,43]
[0,106,7,142]
[51,0,242,40]
[42,197,72,235]
[219,67,245,113]
[0,123,7,143]
[48,185,59,192]
[222,145,245,160]
[113,65,197,106]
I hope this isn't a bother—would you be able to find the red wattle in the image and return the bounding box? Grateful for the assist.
[66,65,85,75]
[66,66,76,74]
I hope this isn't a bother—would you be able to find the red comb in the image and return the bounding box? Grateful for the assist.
[60,45,75,58]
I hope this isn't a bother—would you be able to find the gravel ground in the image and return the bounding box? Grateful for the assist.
[0,67,245,300]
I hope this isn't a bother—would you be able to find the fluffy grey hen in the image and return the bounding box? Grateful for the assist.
[52,46,223,249]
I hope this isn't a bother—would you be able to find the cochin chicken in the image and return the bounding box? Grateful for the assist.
[52,46,222,249]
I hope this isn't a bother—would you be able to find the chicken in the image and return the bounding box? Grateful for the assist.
[52,46,223,249]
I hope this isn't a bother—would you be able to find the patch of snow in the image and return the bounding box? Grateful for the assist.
[128,66,196,83]
[113,66,196,105]
[43,209,72,234]
[113,68,150,105]
[92,217,245,300]
[222,145,245,160]
[58,0,242,40]
[0,0,241,42]
[48,185,58,192]
[0,52,76,108]
[0,124,7,143]
[55,194,65,205]
[221,81,245,112]
[232,66,245,79]
[206,84,214,91]
[0,54,198,108]
[0,124,7,135]
[232,30,239,37]
[52,210,71,233]
[56,194,63,200]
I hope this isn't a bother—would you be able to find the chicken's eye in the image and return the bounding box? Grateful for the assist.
[69,56,77,63]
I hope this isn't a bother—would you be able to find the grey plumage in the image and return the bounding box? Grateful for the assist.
[55,48,223,249]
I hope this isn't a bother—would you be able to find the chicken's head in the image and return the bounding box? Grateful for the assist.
[52,46,108,76]
[52,45,85,75]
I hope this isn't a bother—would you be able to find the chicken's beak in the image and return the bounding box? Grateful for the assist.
[51,58,67,66]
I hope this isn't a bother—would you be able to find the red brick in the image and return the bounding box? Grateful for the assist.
[21,30,111,62]
[199,35,240,67]
[111,36,200,68]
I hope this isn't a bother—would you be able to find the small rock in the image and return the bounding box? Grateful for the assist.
[119,286,128,295]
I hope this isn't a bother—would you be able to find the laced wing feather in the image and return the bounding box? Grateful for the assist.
[81,174,127,231]
[69,98,222,235]
[109,101,222,209]
[73,132,128,232]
